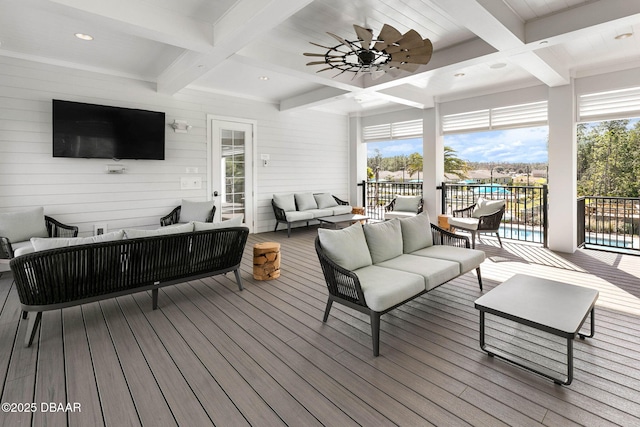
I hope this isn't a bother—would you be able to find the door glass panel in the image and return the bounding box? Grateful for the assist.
[220,130,245,221]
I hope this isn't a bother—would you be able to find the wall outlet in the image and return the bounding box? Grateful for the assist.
[94,224,107,236]
[180,176,202,190]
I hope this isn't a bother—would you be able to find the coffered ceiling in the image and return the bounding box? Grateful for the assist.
[1,0,639,114]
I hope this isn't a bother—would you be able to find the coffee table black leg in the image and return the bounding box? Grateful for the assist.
[579,307,596,339]
[479,311,494,356]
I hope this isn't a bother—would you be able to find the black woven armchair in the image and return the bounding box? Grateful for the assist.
[160,205,215,226]
[383,196,424,220]
[450,202,505,249]
[1,215,78,259]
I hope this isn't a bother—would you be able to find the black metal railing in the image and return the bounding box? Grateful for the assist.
[358,180,422,221]
[578,196,639,253]
[441,182,548,247]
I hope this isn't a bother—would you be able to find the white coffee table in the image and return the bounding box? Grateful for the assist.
[474,274,598,385]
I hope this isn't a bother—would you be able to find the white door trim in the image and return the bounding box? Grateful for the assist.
[207,115,257,233]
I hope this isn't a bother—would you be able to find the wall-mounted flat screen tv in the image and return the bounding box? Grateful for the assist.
[53,99,165,160]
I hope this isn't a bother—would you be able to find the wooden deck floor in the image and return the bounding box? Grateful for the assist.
[1,227,639,426]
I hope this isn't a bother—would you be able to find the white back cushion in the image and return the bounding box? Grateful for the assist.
[180,199,214,222]
[273,194,296,212]
[472,198,505,218]
[0,207,48,243]
[363,219,403,264]
[394,195,422,212]
[317,222,372,271]
[295,193,317,211]
[400,211,433,252]
[193,215,244,231]
[314,193,338,209]
[124,222,193,239]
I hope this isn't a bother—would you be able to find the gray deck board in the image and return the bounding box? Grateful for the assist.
[0,227,639,426]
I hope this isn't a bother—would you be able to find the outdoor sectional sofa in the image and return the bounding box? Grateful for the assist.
[272,192,353,237]
[10,221,249,346]
[315,211,485,356]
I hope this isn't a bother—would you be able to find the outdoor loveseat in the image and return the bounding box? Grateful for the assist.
[272,192,352,237]
[315,212,485,356]
[11,224,249,346]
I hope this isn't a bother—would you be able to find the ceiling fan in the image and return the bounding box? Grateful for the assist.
[304,24,433,79]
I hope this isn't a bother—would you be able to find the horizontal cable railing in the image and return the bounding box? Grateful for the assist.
[579,196,640,253]
[441,182,548,247]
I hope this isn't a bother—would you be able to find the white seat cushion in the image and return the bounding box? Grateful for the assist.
[284,211,314,222]
[12,240,36,257]
[193,215,244,230]
[31,230,125,251]
[411,246,485,274]
[307,209,335,218]
[352,265,425,312]
[448,217,479,231]
[376,254,460,291]
[331,205,353,215]
[124,223,193,239]
[385,211,418,220]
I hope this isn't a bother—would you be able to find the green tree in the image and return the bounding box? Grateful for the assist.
[444,146,469,179]
[406,152,423,180]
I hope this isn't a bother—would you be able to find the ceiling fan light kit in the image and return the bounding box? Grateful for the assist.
[304,24,433,79]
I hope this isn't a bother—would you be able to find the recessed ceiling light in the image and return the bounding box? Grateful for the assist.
[259,76,269,81]
[454,73,465,77]
[490,63,507,69]
[74,33,93,41]
[615,33,633,40]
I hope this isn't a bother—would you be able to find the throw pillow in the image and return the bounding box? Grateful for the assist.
[273,194,296,212]
[393,195,422,213]
[194,215,244,231]
[472,198,505,218]
[124,222,193,239]
[317,222,372,271]
[400,211,433,253]
[363,219,403,263]
[31,230,125,251]
[0,207,48,243]
[314,193,338,209]
[180,199,214,223]
[295,193,317,211]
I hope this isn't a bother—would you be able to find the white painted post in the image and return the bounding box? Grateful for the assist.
[423,106,444,220]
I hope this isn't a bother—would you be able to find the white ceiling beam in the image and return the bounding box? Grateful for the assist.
[279,87,351,111]
[525,0,640,43]
[49,0,213,52]
[157,0,313,95]
[511,50,569,87]
[429,0,524,50]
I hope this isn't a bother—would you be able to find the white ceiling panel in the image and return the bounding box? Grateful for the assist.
[1,0,639,114]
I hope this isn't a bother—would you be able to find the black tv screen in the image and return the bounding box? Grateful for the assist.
[52,99,165,160]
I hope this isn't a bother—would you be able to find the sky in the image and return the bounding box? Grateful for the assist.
[366,126,549,163]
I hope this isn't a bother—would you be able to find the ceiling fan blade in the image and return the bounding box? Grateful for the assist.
[306,60,343,66]
[353,24,373,50]
[396,29,425,50]
[303,52,342,58]
[389,61,421,72]
[316,67,334,73]
[327,32,357,51]
[309,41,336,50]
[377,24,403,47]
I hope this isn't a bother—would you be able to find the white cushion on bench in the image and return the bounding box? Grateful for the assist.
[400,212,433,252]
[363,219,403,264]
[308,209,335,218]
[12,240,37,257]
[331,205,353,215]
[273,193,296,212]
[314,193,338,208]
[194,215,243,230]
[411,246,485,274]
[295,193,318,211]
[376,254,460,291]
[352,265,425,312]
[318,222,372,271]
[31,230,125,251]
[125,222,193,239]
[448,217,480,230]
[285,211,314,222]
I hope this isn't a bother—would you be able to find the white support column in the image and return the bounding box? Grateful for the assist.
[349,116,367,207]
[547,83,577,253]
[423,106,444,220]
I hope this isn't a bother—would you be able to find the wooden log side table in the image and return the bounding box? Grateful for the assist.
[351,207,366,224]
[438,214,454,232]
[253,242,281,281]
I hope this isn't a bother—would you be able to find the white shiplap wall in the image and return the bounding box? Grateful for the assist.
[0,56,349,235]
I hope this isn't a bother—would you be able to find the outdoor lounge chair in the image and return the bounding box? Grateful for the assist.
[161,200,215,226]
[449,198,505,249]
[384,195,423,220]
